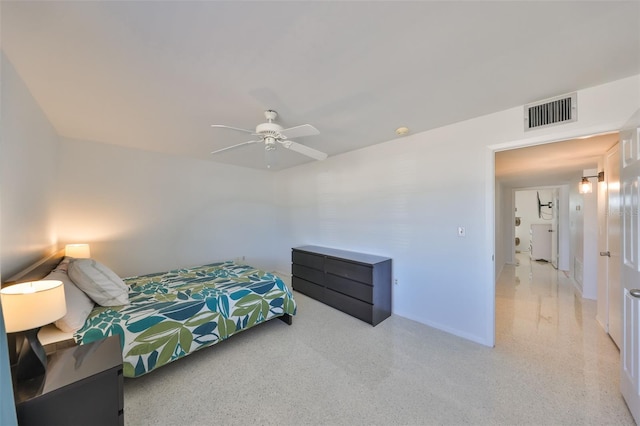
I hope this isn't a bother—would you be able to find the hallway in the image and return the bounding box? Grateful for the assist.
[495,253,632,423]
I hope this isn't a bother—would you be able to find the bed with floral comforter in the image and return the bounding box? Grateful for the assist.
[73,261,296,378]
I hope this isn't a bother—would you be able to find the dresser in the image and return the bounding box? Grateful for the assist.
[292,245,392,326]
[14,335,124,426]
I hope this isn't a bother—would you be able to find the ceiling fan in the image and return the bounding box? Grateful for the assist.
[210,110,327,161]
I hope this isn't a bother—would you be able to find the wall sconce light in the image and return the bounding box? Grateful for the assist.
[579,171,605,194]
[1,280,66,381]
[65,243,91,258]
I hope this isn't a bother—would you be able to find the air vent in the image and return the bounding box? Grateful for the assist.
[524,92,577,131]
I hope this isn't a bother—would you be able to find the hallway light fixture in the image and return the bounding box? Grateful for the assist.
[579,171,605,194]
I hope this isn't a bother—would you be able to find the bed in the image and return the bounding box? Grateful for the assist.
[3,249,296,378]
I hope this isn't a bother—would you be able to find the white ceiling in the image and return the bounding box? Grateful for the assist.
[495,132,620,188]
[2,1,639,171]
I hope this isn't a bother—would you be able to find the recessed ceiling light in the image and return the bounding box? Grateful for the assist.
[395,126,410,136]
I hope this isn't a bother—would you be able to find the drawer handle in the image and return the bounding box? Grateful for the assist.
[630,289,640,298]
[599,251,611,257]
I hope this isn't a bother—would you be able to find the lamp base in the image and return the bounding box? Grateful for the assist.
[15,328,47,382]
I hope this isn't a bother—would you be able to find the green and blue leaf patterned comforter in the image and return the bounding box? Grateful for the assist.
[74,261,296,378]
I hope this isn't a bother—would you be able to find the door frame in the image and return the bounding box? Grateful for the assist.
[488,123,627,346]
[510,186,565,269]
[600,144,622,342]
[551,187,560,269]
[597,151,611,331]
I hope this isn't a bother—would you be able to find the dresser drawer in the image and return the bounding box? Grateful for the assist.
[325,273,372,304]
[292,263,324,285]
[325,258,372,284]
[292,250,324,271]
[325,288,373,324]
[292,276,325,300]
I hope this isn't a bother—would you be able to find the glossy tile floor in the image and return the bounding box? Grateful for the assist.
[494,254,632,424]
[124,254,633,425]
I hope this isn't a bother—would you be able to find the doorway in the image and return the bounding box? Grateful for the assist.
[495,132,620,340]
[514,188,559,267]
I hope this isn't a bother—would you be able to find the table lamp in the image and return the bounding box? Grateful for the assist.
[1,280,66,381]
[65,243,91,259]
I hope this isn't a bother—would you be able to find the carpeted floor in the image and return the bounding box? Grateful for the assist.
[124,256,633,425]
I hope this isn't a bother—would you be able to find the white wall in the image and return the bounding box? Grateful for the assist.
[278,74,640,346]
[558,184,571,272]
[0,53,61,426]
[275,130,494,344]
[570,176,585,292]
[563,167,600,300]
[55,138,282,277]
[581,168,599,299]
[0,54,59,278]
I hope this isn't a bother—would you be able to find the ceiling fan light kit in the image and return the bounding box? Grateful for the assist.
[210,110,327,164]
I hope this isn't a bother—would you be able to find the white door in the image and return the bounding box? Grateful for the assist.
[608,144,622,348]
[620,111,640,422]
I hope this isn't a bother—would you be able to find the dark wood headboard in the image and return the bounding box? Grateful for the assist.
[2,248,66,286]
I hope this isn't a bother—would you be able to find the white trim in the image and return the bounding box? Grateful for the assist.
[491,124,622,153]
[485,146,496,347]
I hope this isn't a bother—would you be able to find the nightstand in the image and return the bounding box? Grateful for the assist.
[38,323,77,355]
[14,335,124,426]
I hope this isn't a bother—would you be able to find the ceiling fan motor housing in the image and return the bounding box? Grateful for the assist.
[264,110,278,121]
[255,122,284,137]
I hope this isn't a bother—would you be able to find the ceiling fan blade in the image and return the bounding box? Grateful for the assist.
[210,124,255,134]
[283,140,327,161]
[211,140,260,155]
[279,124,320,139]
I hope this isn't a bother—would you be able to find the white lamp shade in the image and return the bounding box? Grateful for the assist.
[1,280,67,332]
[65,243,91,258]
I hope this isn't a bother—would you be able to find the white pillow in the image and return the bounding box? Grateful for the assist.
[68,259,129,306]
[43,269,95,333]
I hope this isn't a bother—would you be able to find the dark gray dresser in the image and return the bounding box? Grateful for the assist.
[292,245,392,326]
